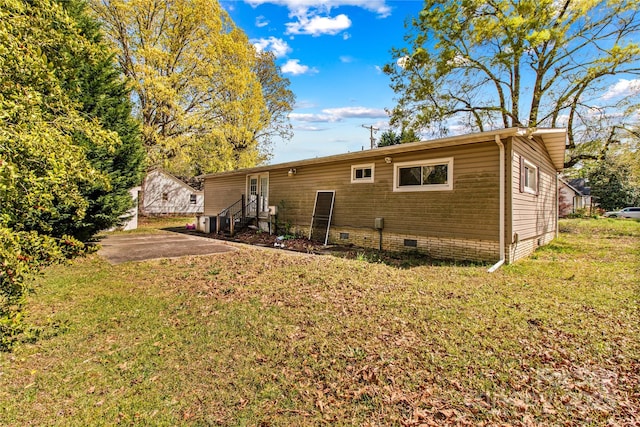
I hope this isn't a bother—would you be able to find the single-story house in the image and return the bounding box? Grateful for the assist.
[200,127,566,266]
[558,177,592,217]
[140,168,204,216]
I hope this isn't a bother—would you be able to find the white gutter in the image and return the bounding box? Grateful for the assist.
[488,135,506,273]
[555,172,559,239]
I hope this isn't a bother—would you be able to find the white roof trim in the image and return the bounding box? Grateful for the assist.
[200,127,567,179]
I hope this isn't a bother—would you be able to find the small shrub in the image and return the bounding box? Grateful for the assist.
[565,208,599,219]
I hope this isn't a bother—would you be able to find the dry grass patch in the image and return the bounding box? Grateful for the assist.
[0,219,638,426]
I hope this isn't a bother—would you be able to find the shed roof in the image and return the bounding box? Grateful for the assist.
[201,127,566,179]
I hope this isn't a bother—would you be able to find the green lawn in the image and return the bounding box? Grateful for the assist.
[1,219,638,426]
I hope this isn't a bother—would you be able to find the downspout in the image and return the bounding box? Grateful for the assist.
[488,135,506,273]
[555,173,559,239]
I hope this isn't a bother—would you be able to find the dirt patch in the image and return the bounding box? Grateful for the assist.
[218,229,332,253]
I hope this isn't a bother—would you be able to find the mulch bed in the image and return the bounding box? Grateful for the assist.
[165,226,445,266]
[224,229,323,253]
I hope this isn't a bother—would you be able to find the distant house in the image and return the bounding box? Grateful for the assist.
[559,177,592,217]
[141,169,204,216]
[200,128,566,266]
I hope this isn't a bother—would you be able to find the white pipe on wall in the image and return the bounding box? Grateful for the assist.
[488,135,506,273]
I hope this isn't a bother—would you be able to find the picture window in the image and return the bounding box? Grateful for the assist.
[393,158,453,192]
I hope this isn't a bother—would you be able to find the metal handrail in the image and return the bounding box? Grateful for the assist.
[217,195,258,234]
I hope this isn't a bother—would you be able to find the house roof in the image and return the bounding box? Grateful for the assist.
[567,178,591,196]
[200,127,567,179]
[147,168,203,193]
[559,177,584,196]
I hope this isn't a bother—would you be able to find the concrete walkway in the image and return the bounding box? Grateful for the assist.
[98,232,238,264]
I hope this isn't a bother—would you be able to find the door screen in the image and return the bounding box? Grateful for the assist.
[310,191,335,245]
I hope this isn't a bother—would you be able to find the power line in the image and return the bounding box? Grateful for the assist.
[361,124,379,149]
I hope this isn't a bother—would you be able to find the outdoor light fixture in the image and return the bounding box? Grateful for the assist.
[384,157,392,164]
[288,168,297,177]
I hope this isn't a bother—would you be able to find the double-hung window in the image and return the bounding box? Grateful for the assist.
[521,157,539,195]
[351,163,374,183]
[393,158,453,192]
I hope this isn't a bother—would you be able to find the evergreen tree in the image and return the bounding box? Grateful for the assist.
[0,0,143,348]
[377,128,419,147]
[51,0,145,240]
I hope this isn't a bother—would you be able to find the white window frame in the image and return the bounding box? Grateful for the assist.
[522,159,538,195]
[350,163,375,183]
[393,157,453,192]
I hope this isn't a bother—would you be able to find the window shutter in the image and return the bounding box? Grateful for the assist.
[536,166,540,196]
[519,155,525,193]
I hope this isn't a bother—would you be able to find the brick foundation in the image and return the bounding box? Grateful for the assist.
[294,225,501,263]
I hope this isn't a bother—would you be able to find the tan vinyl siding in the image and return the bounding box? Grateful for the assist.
[203,175,246,216]
[510,135,558,244]
[202,128,565,263]
[266,141,501,242]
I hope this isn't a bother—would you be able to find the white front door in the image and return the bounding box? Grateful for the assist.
[259,176,269,215]
[247,174,268,216]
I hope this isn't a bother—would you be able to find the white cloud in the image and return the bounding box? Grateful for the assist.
[251,37,292,58]
[255,15,269,27]
[244,0,392,18]
[294,100,317,109]
[339,55,354,63]
[289,106,389,123]
[323,106,389,119]
[286,13,351,36]
[245,0,391,38]
[290,113,339,122]
[602,79,640,100]
[281,59,318,75]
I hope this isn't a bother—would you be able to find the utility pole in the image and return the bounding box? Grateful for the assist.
[361,124,379,149]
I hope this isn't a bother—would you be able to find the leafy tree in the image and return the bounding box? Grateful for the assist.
[377,128,419,147]
[385,0,640,168]
[586,152,639,212]
[51,0,145,241]
[0,0,122,348]
[91,0,292,176]
[252,50,295,164]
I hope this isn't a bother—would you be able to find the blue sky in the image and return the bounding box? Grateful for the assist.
[221,0,425,164]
